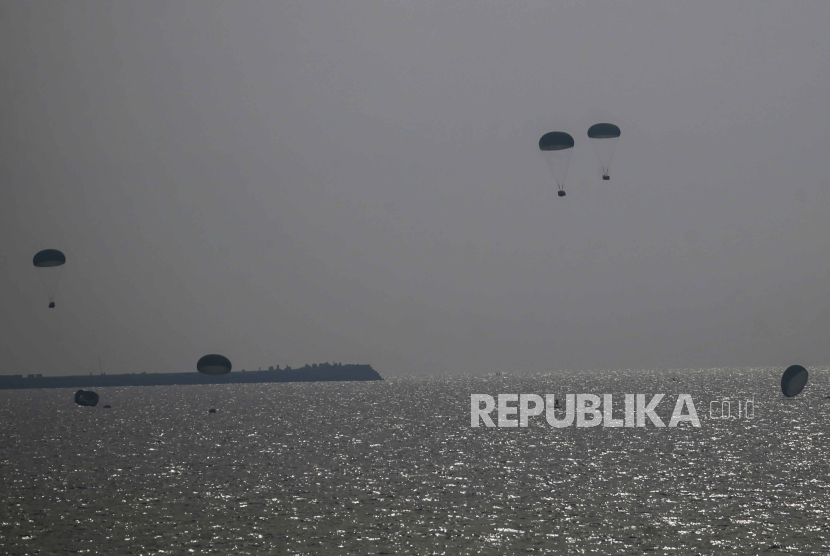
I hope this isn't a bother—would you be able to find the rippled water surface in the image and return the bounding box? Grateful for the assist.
[1,368,829,554]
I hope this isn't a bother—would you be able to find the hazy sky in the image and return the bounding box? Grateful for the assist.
[3,1,830,376]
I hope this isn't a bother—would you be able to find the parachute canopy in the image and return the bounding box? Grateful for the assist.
[75,390,99,407]
[587,123,621,139]
[33,249,66,268]
[781,365,808,397]
[587,123,621,179]
[197,354,232,375]
[33,249,66,305]
[539,132,574,193]
[539,132,575,151]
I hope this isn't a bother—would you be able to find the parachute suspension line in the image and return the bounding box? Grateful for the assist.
[590,137,614,176]
[558,157,570,190]
[45,269,63,303]
[36,270,59,303]
[603,145,615,176]
[52,272,62,302]
[557,161,570,192]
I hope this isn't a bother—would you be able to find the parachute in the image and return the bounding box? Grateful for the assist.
[197,354,232,375]
[33,249,66,308]
[74,390,99,407]
[781,365,808,397]
[539,132,574,197]
[587,123,620,180]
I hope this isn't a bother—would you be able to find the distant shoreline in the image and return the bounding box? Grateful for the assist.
[0,364,383,390]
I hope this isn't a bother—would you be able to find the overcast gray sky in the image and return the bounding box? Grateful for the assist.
[2,1,830,376]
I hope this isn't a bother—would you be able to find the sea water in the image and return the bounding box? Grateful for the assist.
[1,368,828,554]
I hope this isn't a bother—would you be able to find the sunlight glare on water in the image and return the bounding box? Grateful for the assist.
[0,368,828,554]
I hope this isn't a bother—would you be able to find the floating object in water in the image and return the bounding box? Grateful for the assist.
[197,354,232,376]
[781,365,808,397]
[74,389,99,407]
[208,408,217,413]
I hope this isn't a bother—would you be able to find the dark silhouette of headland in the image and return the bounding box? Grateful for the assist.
[0,363,382,390]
